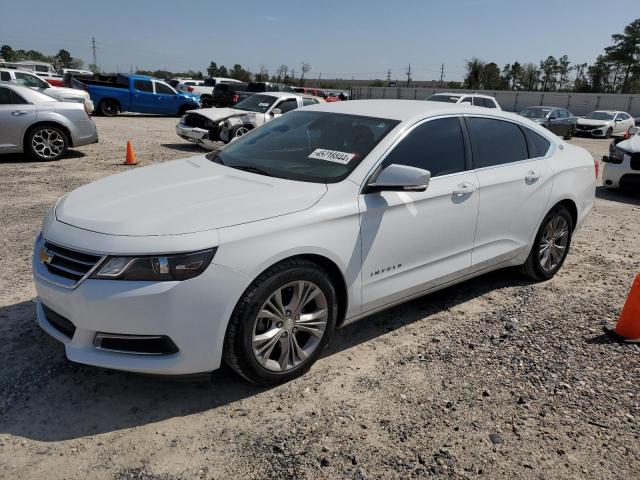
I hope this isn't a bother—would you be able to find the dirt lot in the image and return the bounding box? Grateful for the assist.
[1,115,639,480]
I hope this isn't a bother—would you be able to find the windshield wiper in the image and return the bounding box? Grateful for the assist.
[228,165,276,177]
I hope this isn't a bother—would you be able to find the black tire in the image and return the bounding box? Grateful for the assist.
[520,206,573,281]
[26,125,69,161]
[200,97,213,108]
[228,124,252,143]
[99,99,119,117]
[223,259,338,385]
[605,127,613,139]
[563,126,574,140]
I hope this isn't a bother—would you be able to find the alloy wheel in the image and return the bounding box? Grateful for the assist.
[538,215,569,272]
[31,128,65,160]
[235,126,250,138]
[252,280,328,372]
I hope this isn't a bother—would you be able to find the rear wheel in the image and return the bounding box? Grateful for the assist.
[99,99,119,117]
[200,97,213,108]
[223,259,337,385]
[520,206,573,281]
[26,125,69,161]
[563,126,574,140]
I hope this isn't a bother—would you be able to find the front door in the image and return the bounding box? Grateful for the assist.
[153,81,180,115]
[131,79,156,113]
[359,117,479,311]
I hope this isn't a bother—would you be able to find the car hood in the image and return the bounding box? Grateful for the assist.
[577,118,613,126]
[617,134,640,153]
[55,155,327,236]
[189,107,251,122]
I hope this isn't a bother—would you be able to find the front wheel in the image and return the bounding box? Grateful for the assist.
[520,206,573,281]
[223,259,337,385]
[200,97,213,108]
[26,126,69,161]
[605,127,613,139]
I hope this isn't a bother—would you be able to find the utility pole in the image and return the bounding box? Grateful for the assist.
[91,37,98,69]
[440,63,444,87]
[406,63,411,87]
[387,69,392,82]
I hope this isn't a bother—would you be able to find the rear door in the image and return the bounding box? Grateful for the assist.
[130,79,155,113]
[468,116,554,268]
[0,86,37,152]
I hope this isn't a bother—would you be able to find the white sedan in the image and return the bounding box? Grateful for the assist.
[175,92,321,148]
[33,100,595,384]
[603,127,640,189]
[0,68,94,113]
[575,110,635,138]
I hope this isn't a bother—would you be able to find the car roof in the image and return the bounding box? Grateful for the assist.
[0,81,58,103]
[591,110,622,114]
[256,91,298,98]
[303,99,519,122]
[431,92,495,99]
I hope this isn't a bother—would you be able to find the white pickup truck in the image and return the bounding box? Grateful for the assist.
[178,77,242,107]
[176,92,322,148]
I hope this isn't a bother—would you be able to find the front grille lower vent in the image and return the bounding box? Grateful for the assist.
[42,304,76,339]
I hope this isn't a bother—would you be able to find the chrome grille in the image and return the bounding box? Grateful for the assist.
[42,241,102,284]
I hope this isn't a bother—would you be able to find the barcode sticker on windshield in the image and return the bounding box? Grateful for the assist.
[308,149,356,164]
[258,102,271,107]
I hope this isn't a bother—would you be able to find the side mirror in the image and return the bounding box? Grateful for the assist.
[271,108,282,116]
[366,164,431,193]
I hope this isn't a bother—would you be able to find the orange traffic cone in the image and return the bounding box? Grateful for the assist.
[124,141,138,165]
[605,274,640,343]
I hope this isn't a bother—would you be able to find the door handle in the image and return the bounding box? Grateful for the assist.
[452,182,476,196]
[525,171,540,183]
[12,110,28,116]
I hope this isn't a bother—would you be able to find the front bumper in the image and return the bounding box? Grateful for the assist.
[575,125,608,137]
[175,123,219,150]
[33,235,251,375]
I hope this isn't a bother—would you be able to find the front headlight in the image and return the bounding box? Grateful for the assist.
[91,248,217,281]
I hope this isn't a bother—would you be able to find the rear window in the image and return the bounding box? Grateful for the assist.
[134,80,153,92]
[427,95,460,103]
[0,87,28,104]
[247,83,267,92]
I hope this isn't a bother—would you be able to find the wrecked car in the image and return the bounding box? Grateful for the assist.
[175,92,322,148]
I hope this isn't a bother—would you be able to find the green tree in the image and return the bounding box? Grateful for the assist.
[521,63,540,91]
[539,56,558,91]
[464,57,485,89]
[588,55,612,93]
[1,44,16,61]
[605,18,640,93]
[54,49,73,68]
[206,62,220,77]
[556,55,571,91]
[229,64,252,82]
[481,62,502,89]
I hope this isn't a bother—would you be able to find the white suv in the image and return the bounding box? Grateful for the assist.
[427,93,501,109]
[33,100,594,384]
[0,68,94,113]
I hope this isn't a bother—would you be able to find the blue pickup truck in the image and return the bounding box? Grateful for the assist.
[77,74,200,116]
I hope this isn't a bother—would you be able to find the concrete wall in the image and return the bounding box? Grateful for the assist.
[348,86,640,116]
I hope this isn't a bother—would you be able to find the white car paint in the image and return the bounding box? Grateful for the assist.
[575,110,635,138]
[175,92,318,148]
[603,129,640,188]
[182,77,242,97]
[0,68,94,113]
[33,100,595,376]
[426,92,501,109]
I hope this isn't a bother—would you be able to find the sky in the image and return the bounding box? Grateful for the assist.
[1,0,638,81]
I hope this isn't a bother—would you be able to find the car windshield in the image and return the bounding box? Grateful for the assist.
[233,94,277,113]
[586,112,614,120]
[206,111,400,183]
[426,95,461,103]
[520,108,552,119]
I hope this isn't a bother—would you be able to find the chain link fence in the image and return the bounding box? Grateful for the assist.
[348,86,639,116]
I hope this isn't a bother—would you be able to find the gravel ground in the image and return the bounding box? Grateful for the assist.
[0,115,639,480]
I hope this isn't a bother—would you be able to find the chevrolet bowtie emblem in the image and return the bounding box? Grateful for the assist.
[39,247,54,265]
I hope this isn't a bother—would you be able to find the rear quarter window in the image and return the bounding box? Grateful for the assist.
[523,127,551,158]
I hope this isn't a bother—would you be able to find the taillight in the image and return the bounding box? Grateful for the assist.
[187,86,194,92]
[232,94,239,103]
[594,159,599,178]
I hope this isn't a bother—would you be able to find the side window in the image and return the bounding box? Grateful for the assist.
[15,72,48,88]
[133,80,153,92]
[522,127,551,158]
[0,87,27,105]
[467,117,528,168]
[380,117,466,178]
[276,99,299,113]
[473,98,486,107]
[302,98,318,106]
[0,71,10,81]
[460,97,472,104]
[154,82,175,94]
[484,98,497,109]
